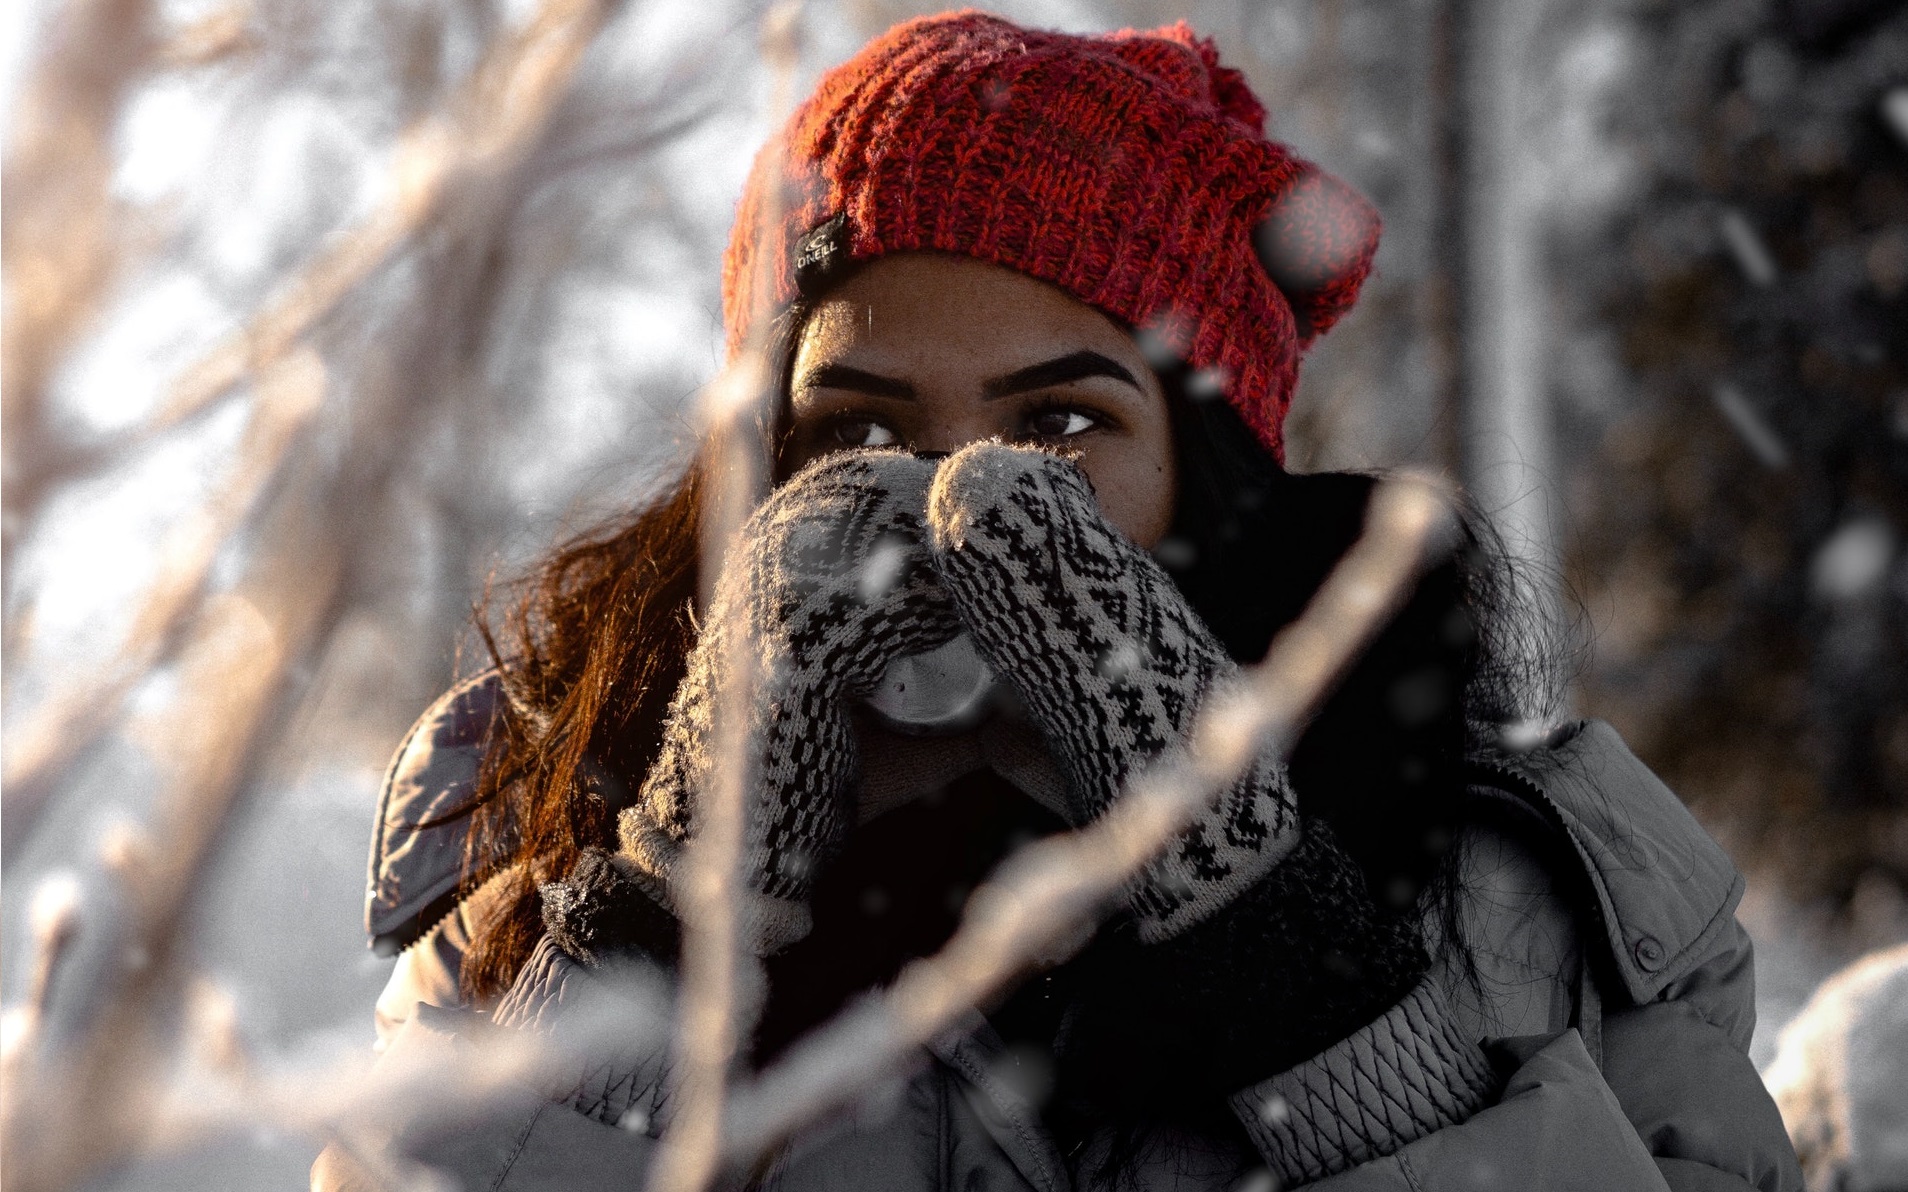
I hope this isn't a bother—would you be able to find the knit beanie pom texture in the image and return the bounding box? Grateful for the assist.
[722,10,1381,461]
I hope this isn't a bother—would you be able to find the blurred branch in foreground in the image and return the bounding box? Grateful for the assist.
[144,0,614,437]
[0,351,325,856]
[644,5,801,1189]
[0,0,619,854]
[1,432,355,1192]
[0,0,752,1183]
[1,0,156,598]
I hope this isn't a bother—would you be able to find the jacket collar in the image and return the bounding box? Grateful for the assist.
[929,1014,1071,1192]
[1470,719,1745,1007]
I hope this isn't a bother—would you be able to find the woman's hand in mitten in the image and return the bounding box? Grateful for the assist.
[923,440,1301,941]
[620,449,959,953]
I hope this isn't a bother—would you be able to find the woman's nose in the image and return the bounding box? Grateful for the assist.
[905,411,1005,459]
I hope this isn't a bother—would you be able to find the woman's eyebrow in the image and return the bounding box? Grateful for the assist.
[796,363,916,400]
[982,350,1140,399]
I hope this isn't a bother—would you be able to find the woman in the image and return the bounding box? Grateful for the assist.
[319,13,1802,1191]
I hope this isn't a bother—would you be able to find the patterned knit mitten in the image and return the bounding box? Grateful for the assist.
[925,441,1301,941]
[620,449,960,953]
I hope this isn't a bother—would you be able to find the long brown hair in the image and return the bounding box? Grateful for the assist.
[458,463,705,997]
[460,306,805,999]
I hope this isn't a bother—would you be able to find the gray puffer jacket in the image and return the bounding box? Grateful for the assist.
[314,676,1802,1192]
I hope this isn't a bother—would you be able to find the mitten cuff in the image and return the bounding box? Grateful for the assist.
[1130,750,1303,942]
[1228,975,1499,1186]
[541,848,681,966]
[614,812,816,956]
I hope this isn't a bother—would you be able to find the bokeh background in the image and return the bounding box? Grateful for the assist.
[3,0,1905,1186]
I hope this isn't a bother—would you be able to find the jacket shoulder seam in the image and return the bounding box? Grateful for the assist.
[936,1034,1062,1192]
[489,1100,548,1191]
[1398,1146,1429,1192]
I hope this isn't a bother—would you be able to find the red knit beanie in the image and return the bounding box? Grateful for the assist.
[722,11,1381,462]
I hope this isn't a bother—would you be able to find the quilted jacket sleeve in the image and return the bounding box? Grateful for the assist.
[1224,721,1804,1191]
[1228,975,1665,1191]
[1228,972,1798,1192]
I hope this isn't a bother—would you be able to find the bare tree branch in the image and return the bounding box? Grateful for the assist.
[0,2,644,1185]
[644,7,803,1189]
[1,349,326,856]
[153,3,257,69]
[1,484,356,1192]
[1,0,157,596]
[145,0,616,436]
[0,0,620,853]
[642,376,771,1192]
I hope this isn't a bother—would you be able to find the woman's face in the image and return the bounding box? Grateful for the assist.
[781,254,1178,548]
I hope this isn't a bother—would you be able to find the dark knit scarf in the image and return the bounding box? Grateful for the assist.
[1040,821,1427,1157]
[541,772,1427,1153]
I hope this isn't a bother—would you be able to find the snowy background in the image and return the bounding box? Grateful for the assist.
[3,0,1906,1186]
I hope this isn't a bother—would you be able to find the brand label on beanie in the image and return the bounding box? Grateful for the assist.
[793,212,852,298]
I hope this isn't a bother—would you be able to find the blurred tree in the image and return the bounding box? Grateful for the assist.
[1,0,765,1184]
[1568,0,1908,904]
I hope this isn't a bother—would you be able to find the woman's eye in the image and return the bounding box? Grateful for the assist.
[828,418,898,447]
[1025,408,1098,439]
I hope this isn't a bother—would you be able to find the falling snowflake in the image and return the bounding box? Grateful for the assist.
[1711,384,1790,470]
[1810,518,1895,603]
[1882,87,1908,148]
[1718,209,1778,287]
[857,533,911,602]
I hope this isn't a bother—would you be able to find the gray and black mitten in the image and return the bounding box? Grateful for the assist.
[924,440,1302,941]
[926,442,1441,1133]
[619,449,959,953]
